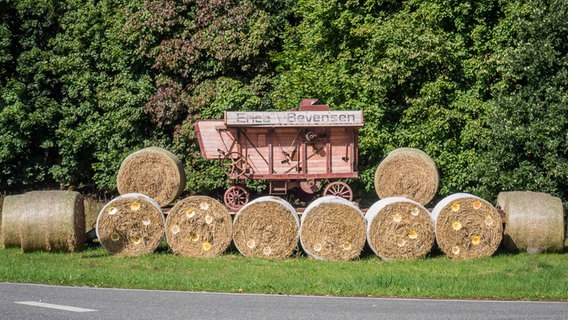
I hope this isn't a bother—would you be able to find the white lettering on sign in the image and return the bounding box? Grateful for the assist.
[225,111,363,127]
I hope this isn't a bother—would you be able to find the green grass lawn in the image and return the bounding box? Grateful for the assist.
[1,245,566,301]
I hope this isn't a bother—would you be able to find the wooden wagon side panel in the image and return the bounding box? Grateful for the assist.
[241,128,271,175]
[271,128,302,175]
[329,127,357,174]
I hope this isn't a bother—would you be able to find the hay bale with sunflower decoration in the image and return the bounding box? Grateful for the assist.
[117,147,186,207]
[497,191,564,253]
[365,197,435,260]
[374,148,439,206]
[299,196,366,261]
[432,193,502,259]
[233,197,299,259]
[96,193,165,256]
[165,196,232,258]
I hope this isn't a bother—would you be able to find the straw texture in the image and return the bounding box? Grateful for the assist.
[96,193,165,256]
[233,197,300,259]
[0,191,86,252]
[165,196,232,257]
[117,147,186,207]
[366,197,435,260]
[497,191,564,253]
[374,148,439,205]
[300,196,366,261]
[432,193,502,259]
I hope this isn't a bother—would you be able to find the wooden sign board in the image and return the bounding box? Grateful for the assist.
[225,111,363,127]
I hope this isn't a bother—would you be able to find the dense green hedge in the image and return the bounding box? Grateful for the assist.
[1,0,566,206]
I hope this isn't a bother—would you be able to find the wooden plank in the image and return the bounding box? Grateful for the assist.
[194,120,231,159]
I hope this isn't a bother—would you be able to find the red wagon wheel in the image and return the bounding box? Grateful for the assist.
[224,185,250,211]
[323,181,353,201]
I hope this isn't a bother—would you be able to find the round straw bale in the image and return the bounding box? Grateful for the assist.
[117,147,186,207]
[165,196,232,258]
[496,191,564,254]
[0,196,4,248]
[300,196,366,261]
[431,193,502,259]
[96,193,165,256]
[365,197,435,260]
[374,148,439,206]
[233,196,299,259]
[83,196,106,232]
[15,191,85,253]
[2,193,26,248]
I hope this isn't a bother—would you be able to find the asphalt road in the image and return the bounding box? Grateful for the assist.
[0,283,566,320]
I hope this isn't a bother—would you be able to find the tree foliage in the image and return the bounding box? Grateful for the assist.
[0,0,566,206]
[473,0,568,200]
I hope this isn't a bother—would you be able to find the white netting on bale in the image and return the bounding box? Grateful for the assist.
[2,191,85,252]
[374,148,439,206]
[233,196,299,259]
[96,193,165,256]
[0,196,4,248]
[2,193,26,248]
[117,147,186,207]
[165,196,232,258]
[365,197,435,260]
[497,191,564,254]
[432,193,503,259]
[300,196,366,261]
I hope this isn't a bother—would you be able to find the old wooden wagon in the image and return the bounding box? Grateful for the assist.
[194,99,364,210]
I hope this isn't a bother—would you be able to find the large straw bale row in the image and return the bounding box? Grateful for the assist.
[165,196,232,258]
[366,197,435,260]
[96,193,165,256]
[374,148,439,206]
[117,147,186,207]
[497,191,564,253]
[300,196,366,261]
[233,197,299,259]
[432,193,502,259]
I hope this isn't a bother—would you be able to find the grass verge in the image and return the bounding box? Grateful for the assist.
[0,246,566,301]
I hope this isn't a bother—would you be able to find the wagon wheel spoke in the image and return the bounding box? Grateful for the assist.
[323,181,353,201]
[220,152,246,178]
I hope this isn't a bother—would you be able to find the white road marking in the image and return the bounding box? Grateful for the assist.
[15,301,97,312]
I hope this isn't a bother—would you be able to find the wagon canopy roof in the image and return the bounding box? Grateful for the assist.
[224,110,363,128]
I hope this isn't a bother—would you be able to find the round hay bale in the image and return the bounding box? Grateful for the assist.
[0,196,4,248]
[233,196,299,259]
[431,193,503,259]
[2,193,26,248]
[497,191,564,254]
[365,197,435,260]
[83,196,106,232]
[165,196,232,258]
[117,147,186,207]
[96,193,165,256]
[19,191,85,253]
[299,196,366,261]
[374,148,439,206]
